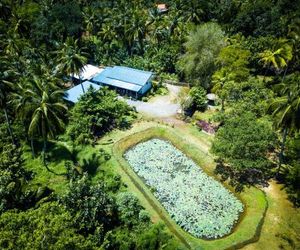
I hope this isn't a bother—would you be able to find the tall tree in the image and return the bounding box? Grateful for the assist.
[82,7,98,37]
[212,43,251,111]
[0,143,31,212]
[178,22,225,89]
[211,111,275,190]
[14,78,67,168]
[56,38,88,92]
[259,39,293,79]
[288,18,300,71]
[0,58,16,144]
[67,87,134,145]
[268,73,300,173]
[61,174,116,235]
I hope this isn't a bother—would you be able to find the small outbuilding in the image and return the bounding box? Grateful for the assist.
[64,80,101,103]
[157,3,168,13]
[206,93,217,106]
[92,66,153,99]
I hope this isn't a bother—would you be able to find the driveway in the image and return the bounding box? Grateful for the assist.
[123,84,182,118]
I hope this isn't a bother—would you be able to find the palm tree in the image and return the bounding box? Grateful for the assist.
[173,0,203,24]
[211,70,231,112]
[82,7,98,37]
[184,0,203,24]
[147,13,169,44]
[288,18,300,72]
[268,74,300,174]
[130,10,147,54]
[0,58,17,145]
[12,77,38,156]
[0,80,14,144]
[259,39,293,79]
[56,38,88,93]
[13,78,68,169]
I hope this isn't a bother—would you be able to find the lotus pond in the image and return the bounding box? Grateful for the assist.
[124,138,244,239]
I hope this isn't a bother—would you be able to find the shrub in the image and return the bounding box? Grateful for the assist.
[189,86,207,111]
[61,174,117,235]
[196,120,218,134]
[116,192,143,227]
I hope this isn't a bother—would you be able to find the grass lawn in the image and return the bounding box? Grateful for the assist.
[23,141,69,193]
[192,109,219,122]
[23,140,102,194]
[23,120,300,249]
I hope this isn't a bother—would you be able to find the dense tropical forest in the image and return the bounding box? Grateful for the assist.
[0,0,300,249]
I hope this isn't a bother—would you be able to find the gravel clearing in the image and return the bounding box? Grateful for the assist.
[122,84,181,118]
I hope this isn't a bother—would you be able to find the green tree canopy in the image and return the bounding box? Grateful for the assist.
[13,78,67,166]
[33,1,83,44]
[178,22,225,88]
[188,86,207,111]
[259,38,293,76]
[215,44,251,82]
[225,77,274,117]
[0,143,31,213]
[67,87,135,145]
[269,73,300,134]
[0,202,95,250]
[212,42,251,111]
[61,174,117,236]
[211,111,275,189]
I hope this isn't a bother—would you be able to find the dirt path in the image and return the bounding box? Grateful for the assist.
[149,84,181,104]
[243,181,300,250]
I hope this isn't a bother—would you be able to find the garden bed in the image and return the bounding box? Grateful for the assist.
[124,138,243,239]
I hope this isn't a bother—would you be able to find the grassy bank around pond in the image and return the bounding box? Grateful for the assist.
[108,125,267,250]
[22,121,268,250]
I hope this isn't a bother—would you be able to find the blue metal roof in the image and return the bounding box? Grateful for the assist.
[100,78,142,92]
[64,81,101,103]
[92,66,153,92]
[110,66,153,86]
[92,67,113,83]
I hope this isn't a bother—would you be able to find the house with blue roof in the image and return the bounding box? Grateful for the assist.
[92,66,153,98]
[64,80,101,103]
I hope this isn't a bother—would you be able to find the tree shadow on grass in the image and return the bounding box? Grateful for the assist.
[28,140,73,163]
[25,140,73,176]
[27,140,109,177]
[81,153,101,176]
[47,142,72,163]
[214,162,270,192]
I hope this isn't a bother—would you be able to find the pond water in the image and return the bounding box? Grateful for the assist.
[124,138,243,239]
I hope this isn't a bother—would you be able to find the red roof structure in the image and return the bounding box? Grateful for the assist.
[157,3,168,13]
